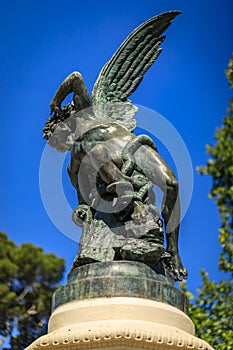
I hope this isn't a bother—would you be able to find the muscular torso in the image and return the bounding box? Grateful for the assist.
[72,122,135,159]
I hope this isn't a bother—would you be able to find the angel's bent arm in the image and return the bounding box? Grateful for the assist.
[50,71,91,113]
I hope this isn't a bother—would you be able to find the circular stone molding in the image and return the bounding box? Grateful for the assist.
[25,297,214,350]
[25,322,213,350]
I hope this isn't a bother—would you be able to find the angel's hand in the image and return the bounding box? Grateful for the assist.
[72,204,90,227]
[50,103,61,116]
[131,201,147,224]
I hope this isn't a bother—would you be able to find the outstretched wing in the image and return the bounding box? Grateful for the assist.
[92,11,181,130]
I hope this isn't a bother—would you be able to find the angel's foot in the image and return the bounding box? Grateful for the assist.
[162,251,188,281]
[173,265,188,281]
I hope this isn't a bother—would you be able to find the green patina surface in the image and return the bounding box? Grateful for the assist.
[52,261,188,313]
[44,12,188,282]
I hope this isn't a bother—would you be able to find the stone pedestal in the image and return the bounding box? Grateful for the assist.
[25,261,214,350]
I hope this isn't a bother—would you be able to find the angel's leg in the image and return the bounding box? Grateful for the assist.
[134,145,187,280]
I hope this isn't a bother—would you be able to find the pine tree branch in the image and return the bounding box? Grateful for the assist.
[18,305,38,321]
[16,282,40,302]
[0,321,12,349]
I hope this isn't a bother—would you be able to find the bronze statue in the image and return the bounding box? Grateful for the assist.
[43,11,187,281]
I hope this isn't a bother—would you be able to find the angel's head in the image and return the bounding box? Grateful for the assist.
[47,121,74,152]
[43,105,76,152]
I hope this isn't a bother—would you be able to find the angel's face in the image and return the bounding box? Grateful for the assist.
[48,122,73,152]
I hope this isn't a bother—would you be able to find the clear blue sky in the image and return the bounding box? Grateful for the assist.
[1,0,232,293]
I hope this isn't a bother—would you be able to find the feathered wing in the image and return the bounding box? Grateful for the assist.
[92,11,181,130]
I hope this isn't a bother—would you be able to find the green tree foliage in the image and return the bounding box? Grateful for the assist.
[182,58,233,349]
[198,58,233,273]
[0,232,65,350]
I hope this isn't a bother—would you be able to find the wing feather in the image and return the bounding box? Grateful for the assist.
[92,11,181,130]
